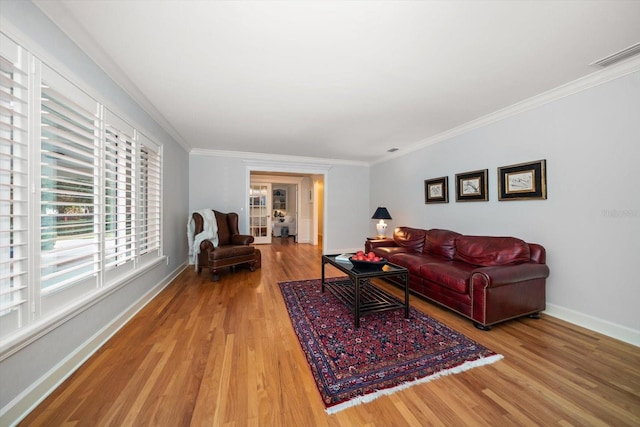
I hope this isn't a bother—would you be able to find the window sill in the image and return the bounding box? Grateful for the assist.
[0,256,167,361]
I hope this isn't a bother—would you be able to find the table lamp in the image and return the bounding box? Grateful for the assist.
[372,207,392,238]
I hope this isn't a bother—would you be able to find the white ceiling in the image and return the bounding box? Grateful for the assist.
[34,0,640,164]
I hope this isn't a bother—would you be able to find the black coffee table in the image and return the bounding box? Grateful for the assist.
[321,254,410,328]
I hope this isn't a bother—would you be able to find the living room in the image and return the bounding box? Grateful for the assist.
[1,1,639,425]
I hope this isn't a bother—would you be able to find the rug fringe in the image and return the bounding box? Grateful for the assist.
[325,353,504,415]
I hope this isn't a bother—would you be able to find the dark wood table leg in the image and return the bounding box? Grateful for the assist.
[403,272,410,319]
[321,257,326,293]
[354,277,361,328]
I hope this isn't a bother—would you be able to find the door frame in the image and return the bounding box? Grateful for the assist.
[245,161,330,248]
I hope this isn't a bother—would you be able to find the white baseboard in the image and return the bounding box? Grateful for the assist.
[545,303,639,347]
[1,263,187,427]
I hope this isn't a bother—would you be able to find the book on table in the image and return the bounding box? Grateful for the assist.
[335,253,354,263]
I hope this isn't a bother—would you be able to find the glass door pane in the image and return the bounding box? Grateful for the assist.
[249,183,271,244]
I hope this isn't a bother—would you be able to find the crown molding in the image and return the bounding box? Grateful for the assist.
[190,148,367,167]
[32,0,192,153]
[373,56,640,166]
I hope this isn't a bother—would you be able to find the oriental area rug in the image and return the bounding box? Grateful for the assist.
[278,278,503,414]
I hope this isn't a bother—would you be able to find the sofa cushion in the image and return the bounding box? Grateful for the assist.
[424,229,461,260]
[371,246,415,259]
[454,236,530,267]
[419,261,476,294]
[393,227,427,252]
[389,253,442,275]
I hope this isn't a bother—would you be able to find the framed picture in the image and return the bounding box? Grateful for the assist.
[455,169,488,202]
[498,159,547,200]
[424,176,449,204]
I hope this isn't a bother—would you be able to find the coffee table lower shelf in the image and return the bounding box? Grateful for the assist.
[324,278,406,319]
[321,254,409,328]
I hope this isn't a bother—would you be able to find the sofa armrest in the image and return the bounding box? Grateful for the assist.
[471,263,550,288]
[365,239,397,252]
[231,234,255,245]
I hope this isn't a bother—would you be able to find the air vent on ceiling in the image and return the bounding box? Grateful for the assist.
[590,42,640,67]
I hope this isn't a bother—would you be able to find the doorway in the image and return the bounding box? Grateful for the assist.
[249,170,324,248]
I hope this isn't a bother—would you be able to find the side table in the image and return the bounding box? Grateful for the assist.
[365,236,391,253]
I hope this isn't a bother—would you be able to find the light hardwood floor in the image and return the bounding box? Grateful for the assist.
[20,239,640,426]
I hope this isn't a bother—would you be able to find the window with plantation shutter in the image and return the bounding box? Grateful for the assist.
[0,33,163,347]
[0,39,29,335]
[104,111,136,269]
[40,66,101,298]
[139,134,161,256]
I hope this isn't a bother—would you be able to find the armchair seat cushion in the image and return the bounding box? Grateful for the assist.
[209,245,255,260]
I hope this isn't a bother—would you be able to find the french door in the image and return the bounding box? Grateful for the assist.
[249,183,272,244]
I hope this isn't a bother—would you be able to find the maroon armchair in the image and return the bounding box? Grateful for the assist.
[193,210,261,281]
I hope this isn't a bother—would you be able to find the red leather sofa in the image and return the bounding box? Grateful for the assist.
[365,227,549,330]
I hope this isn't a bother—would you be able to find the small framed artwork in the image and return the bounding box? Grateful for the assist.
[455,169,488,202]
[424,176,448,204]
[498,159,547,200]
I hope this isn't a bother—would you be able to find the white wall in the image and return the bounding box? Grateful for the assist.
[0,2,189,424]
[371,71,640,345]
[189,154,249,226]
[189,152,370,254]
[324,162,371,253]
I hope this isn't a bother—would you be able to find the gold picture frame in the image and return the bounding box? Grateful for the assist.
[455,169,488,202]
[424,176,448,204]
[498,159,547,200]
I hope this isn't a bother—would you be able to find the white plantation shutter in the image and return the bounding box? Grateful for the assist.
[40,65,101,294]
[138,134,161,256]
[0,34,164,343]
[104,111,136,268]
[0,40,29,333]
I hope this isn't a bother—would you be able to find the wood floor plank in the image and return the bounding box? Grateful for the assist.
[18,239,640,426]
